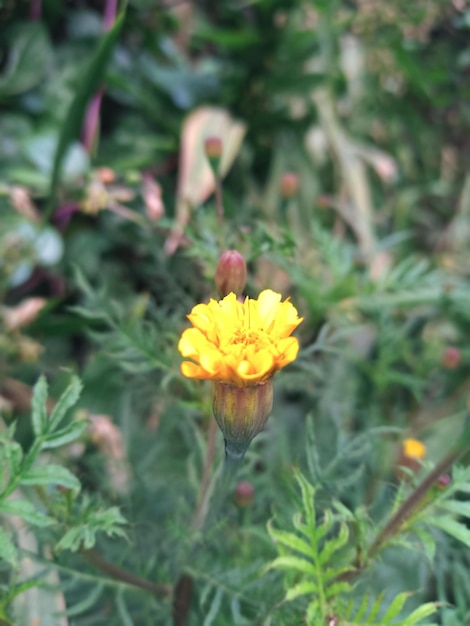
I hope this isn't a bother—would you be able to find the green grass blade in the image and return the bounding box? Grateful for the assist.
[45,12,125,219]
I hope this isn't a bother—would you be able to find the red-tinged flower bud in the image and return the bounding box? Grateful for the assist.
[204,136,222,159]
[442,346,461,369]
[213,379,273,459]
[234,481,255,507]
[280,172,299,198]
[215,250,247,297]
[97,166,116,184]
[204,136,223,176]
[437,474,451,489]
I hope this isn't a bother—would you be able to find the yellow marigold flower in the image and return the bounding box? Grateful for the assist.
[403,438,426,460]
[178,289,303,387]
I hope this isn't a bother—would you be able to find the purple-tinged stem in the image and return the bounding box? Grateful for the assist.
[82,89,104,154]
[81,0,118,154]
[29,0,41,20]
[103,0,118,30]
[53,203,80,231]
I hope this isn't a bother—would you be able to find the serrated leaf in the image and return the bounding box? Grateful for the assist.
[55,506,126,552]
[0,499,55,527]
[318,522,349,565]
[306,414,322,483]
[440,500,470,518]
[295,471,316,532]
[352,593,370,621]
[41,419,88,450]
[402,602,437,624]
[324,581,351,599]
[0,438,23,490]
[284,580,318,601]
[382,592,412,623]
[367,592,385,622]
[267,555,316,577]
[48,376,83,432]
[0,526,17,566]
[267,522,313,559]
[21,465,80,492]
[428,516,470,547]
[322,565,354,584]
[413,528,436,563]
[315,509,334,543]
[31,375,48,437]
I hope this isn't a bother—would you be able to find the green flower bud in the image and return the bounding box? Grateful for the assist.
[212,379,273,459]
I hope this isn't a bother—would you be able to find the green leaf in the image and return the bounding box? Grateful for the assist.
[0,498,55,527]
[318,522,349,565]
[284,580,318,602]
[294,471,316,533]
[55,506,126,552]
[0,23,53,98]
[21,465,80,492]
[266,555,316,577]
[323,581,350,599]
[413,528,436,563]
[47,376,83,432]
[42,419,88,450]
[367,592,385,623]
[0,437,23,490]
[440,499,470,518]
[428,516,470,547]
[46,12,125,217]
[63,584,103,617]
[382,592,411,623]
[0,527,17,566]
[352,594,370,622]
[203,588,223,626]
[402,602,437,625]
[267,522,313,559]
[31,375,48,437]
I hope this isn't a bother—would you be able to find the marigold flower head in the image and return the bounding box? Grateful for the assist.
[178,289,303,387]
[396,438,426,481]
[403,438,426,460]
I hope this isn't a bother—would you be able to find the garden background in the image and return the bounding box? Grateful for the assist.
[2,0,470,624]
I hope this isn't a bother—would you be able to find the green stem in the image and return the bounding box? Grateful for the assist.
[203,445,243,530]
[214,175,226,249]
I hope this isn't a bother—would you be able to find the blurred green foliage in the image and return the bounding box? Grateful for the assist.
[2,0,470,624]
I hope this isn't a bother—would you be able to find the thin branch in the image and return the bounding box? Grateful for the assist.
[191,417,218,532]
[82,548,172,599]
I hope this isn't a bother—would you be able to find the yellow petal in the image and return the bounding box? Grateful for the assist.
[275,337,299,367]
[256,290,282,329]
[181,361,212,379]
[178,328,210,358]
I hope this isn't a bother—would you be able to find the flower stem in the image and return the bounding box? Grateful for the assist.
[367,437,467,560]
[214,175,226,249]
[191,417,218,532]
[82,548,172,598]
[203,445,243,529]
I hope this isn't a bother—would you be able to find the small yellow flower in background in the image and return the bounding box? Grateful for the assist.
[178,289,303,458]
[397,438,426,481]
[403,438,426,460]
[178,289,303,387]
